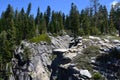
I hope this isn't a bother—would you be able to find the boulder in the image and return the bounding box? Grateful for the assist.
[89,36,101,40]
[104,39,110,43]
[78,36,82,40]
[80,70,92,78]
[64,52,77,59]
[112,40,120,44]
[53,49,68,54]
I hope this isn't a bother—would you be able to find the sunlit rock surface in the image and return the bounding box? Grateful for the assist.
[10,35,120,80]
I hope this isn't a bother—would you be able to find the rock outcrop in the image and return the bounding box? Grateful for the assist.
[11,35,72,80]
[10,35,120,80]
[50,45,91,80]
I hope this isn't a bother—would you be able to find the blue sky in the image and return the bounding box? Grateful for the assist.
[0,0,119,16]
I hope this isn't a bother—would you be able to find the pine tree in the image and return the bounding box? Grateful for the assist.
[50,11,57,33]
[97,5,108,34]
[0,31,8,65]
[57,12,64,34]
[109,6,116,34]
[90,0,100,28]
[40,13,47,34]
[70,3,80,38]
[4,4,16,48]
[28,15,36,38]
[116,6,120,36]
[14,9,20,44]
[65,15,70,30]
[80,8,90,35]
[0,4,16,65]
[4,4,14,20]
[35,7,40,36]
[103,6,108,34]
[4,4,14,30]
[26,3,31,16]
[62,13,66,27]
[45,6,51,32]
[35,7,40,25]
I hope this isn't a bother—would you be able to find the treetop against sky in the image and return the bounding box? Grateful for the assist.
[0,0,119,16]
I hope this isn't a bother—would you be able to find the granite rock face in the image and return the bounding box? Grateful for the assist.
[10,35,120,80]
[11,35,72,80]
[51,48,91,80]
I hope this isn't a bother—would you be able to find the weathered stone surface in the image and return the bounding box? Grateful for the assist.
[53,49,68,55]
[112,39,120,44]
[10,35,120,80]
[11,35,73,80]
[80,69,92,78]
[89,36,101,41]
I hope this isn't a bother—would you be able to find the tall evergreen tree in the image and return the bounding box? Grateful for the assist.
[35,7,40,25]
[98,5,108,34]
[80,9,90,35]
[4,4,14,30]
[69,3,80,38]
[62,13,65,27]
[58,12,64,34]
[116,6,120,36]
[65,15,70,30]
[35,7,40,36]
[0,4,16,66]
[109,6,116,34]
[4,4,16,46]
[103,6,108,34]
[28,15,36,38]
[14,9,20,44]
[45,6,51,32]
[90,0,100,28]
[26,3,32,16]
[4,4,14,19]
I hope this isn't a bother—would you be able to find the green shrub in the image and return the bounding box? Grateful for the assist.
[72,46,100,72]
[83,46,100,56]
[78,28,84,36]
[90,27,101,35]
[23,47,32,61]
[0,78,3,80]
[92,72,102,80]
[72,54,93,72]
[30,34,51,43]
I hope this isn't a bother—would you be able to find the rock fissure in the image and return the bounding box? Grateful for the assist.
[10,35,120,80]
